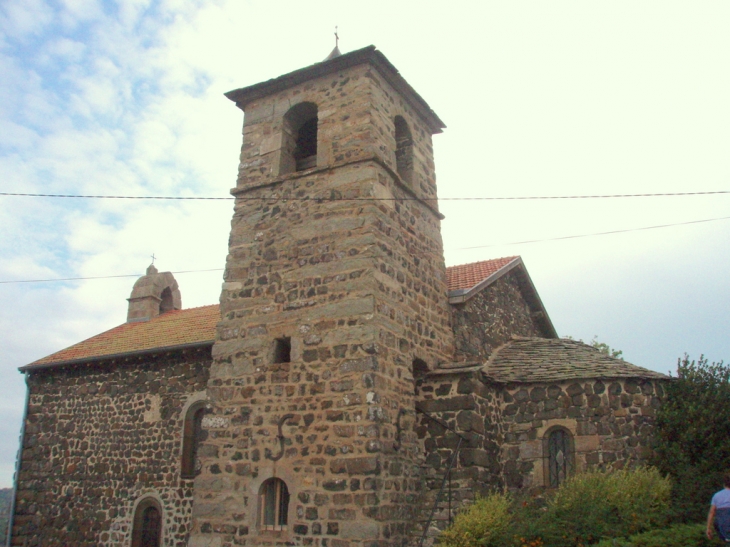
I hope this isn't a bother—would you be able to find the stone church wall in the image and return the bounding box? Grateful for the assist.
[12,350,210,547]
[413,369,504,536]
[451,271,544,361]
[499,378,665,492]
[410,371,666,537]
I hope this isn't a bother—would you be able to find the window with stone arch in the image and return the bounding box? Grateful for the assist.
[259,477,290,531]
[544,426,574,488]
[131,497,163,547]
[280,102,318,174]
[180,402,206,479]
[394,115,413,184]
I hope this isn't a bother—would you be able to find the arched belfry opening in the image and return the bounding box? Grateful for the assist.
[394,115,413,184]
[127,264,181,322]
[159,287,174,314]
[280,102,318,174]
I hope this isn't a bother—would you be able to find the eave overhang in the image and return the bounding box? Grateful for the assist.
[224,45,445,135]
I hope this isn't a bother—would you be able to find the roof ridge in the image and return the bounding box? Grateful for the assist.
[446,256,519,270]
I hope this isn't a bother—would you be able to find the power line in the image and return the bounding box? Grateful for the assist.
[0,268,223,285]
[456,215,730,250]
[1,190,729,201]
[2,216,728,285]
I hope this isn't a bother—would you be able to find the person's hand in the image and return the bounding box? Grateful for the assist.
[707,527,714,540]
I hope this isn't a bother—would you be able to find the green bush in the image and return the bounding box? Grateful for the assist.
[439,468,671,547]
[437,492,512,547]
[532,468,671,547]
[652,356,730,523]
[590,523,712,547]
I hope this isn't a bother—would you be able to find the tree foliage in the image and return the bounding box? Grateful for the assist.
[652,355,730,522]
[589,336,623,360]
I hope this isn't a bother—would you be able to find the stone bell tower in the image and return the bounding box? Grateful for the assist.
[190,46,454,547]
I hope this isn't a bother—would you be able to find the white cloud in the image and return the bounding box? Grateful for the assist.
[0,0,54,39]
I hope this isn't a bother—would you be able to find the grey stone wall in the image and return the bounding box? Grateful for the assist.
[11,350,210,547]
[499,378,665,493]
[411,371,666,537]
[413,369,504,537]
[451,271,545,361]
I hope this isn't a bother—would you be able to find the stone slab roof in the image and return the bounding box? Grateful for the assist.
[23,305,219,370]
[482,337,668,383]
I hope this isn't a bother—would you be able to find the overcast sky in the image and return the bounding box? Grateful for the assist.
[1,0,728,488]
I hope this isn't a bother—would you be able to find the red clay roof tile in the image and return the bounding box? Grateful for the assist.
[26,259,521,368]
[445,256,519,292]
[26,305,219,368]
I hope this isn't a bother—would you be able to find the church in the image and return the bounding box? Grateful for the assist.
[9,46,666,547]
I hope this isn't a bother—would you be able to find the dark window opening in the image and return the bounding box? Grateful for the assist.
[281,102,318,174]
[159,287,174,314]
[131,499,162,547]
[547,428,572,488]
[294,117,318,170]
[181,403,206,479]
[412,358,428,395]
[260,478,290,531]
[394,116,413,184]
[274,337,291,364]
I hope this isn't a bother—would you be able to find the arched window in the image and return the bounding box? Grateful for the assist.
[259,478,290,531]
[181,403,206,479]
[131,498,162,547]
[394,116,413,184]
[545,427,574,488]
[281,102,318,174]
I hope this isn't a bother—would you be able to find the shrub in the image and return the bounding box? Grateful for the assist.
[437,492,512,547]
[522,468,671,547]
[590,523,712,547]
[439,468,671,547]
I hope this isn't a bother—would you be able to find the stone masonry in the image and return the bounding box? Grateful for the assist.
[9,46,670,547]
[189,47,455,547]
[11,350,210,547]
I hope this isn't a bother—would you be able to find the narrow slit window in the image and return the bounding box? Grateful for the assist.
[394,116,413,184]
[259,478,290,531]
[547,428,573,488]
[274,337,291,364]
[412,358,428,395]
[181,403,206,479]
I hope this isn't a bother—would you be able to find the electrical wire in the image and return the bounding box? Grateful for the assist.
[2,216,728,285]
[1,190,729,201]
[456,215,730,250]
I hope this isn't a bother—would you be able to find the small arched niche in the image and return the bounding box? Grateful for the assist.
[131,497,163,547]
[394,115,414,184]
[280,102,318,174]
